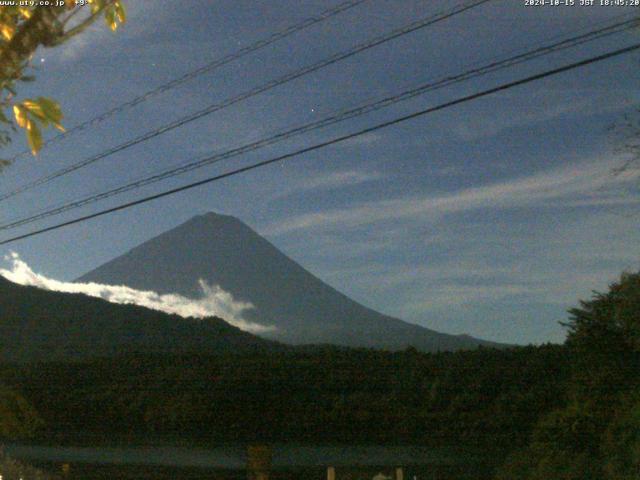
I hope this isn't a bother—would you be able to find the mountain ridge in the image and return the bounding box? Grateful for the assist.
[0,275,280,363]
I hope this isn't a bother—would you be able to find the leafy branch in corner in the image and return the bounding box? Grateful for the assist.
[0,0,125,163]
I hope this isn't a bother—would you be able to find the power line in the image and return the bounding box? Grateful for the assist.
[1,41,638,246]
[4,12,637,232]
[6,0,371,163]
[0,0,492,203]
[0,15,636,231]
[1,17,636,230]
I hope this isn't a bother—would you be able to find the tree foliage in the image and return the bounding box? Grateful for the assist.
[0,384,42,439]
[496,271,640,479]
[0,345,567,451]
[0,271,637,478]
[564,271,640,352]
[0,0,125,160]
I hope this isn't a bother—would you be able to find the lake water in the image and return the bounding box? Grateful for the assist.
[4,443,495,479]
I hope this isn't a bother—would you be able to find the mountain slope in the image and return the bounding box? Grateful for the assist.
[0,276,279,363]
[78,213,502,351]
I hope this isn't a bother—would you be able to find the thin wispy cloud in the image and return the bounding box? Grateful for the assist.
[270,169,383,202]
[264,156,640,235]
[0,253,274,334]
[336,132,384,148]
[307,205,639,342]
[258,154,639,344]
[450,88,638,142]
[300,170,382,190]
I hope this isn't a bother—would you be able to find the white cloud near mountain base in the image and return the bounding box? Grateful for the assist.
[0,252,273,334]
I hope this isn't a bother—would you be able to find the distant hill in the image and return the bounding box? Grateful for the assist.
[0,276,279,363]
[78,212,503,352]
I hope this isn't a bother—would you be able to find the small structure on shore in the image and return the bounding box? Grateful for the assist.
[247,444,407,480]
[247,445,272,480]
[331,466,404,480]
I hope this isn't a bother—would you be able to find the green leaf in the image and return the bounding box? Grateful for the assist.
[13,105,28,128]
[26,121,42,156]
[21,100,48,123]
[37,97,63,123]
[105,8,117,31]
[115,1,126,23]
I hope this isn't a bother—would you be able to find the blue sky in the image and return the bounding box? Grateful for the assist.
[1,0,639,344]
